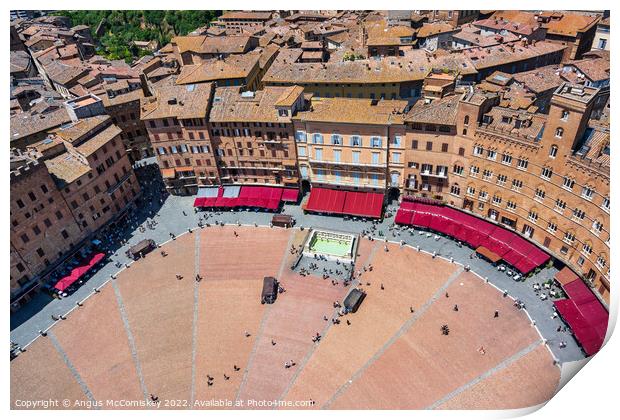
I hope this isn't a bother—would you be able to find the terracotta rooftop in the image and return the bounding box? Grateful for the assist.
[459,41,566,71]
[264,50,474,84]
[567,57,610,82]
[301,50,324,60]
[176,51,260,85]
[285,12,330,22]
[485,71,513,87]
[274,85,305,107]
[10,107,71,142]
[295,97,408,125]
[140,79,213,120]
[52,115,111,145]
[74,124,122,156]
[219,11,272,21]
[171,35,253,55]
[490,11,538,27]
[325,31,350,45]
[474,17,541,36]
[209,85,302,123]
[417,22,456,38]
[28,135,65,155]
[366,23,415,46]
[44,61,90,86]
[10,51,31,74]
[582,128,610,167]
[453,24,519,47]
[512,65,564,93]
[545,14,600,37]
[45,151,91,184]
[480,107,547,140]
[405,94,460,125]
[100,88,144,107]
[497,85,537,111]
[258,44,280,69]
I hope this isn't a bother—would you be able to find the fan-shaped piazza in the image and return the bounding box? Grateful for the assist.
[11,226,560,410]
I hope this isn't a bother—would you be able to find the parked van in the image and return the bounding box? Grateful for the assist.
[262,276,278,304]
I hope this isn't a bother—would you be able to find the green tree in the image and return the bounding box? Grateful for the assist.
[52,10,223,61]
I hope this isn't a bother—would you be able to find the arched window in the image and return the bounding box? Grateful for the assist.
[592,219,603,234]
[563,230,576,244]
[534,185,546,201]
[555,127,564,138]
[464,115,470,125]
[450,183,460,196]
[549,145,558,158]
[596,253,607,269]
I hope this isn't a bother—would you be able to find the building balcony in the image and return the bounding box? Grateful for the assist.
[420,170,447,179]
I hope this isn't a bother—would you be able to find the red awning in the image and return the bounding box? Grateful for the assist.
[400,201,419,212]
[237,186,259,207]
[564,279,598,306]
[215,196,238,207]
[555,298,606,356]
[513,257,537,275]
[529,247,551,266]
[412,211,432,228]
[393,201,550,272]
[305,188,346,214]
[281,188,299,203]
[193,197,207,207]
[342,191,383,218]
[394,208,413,225]
[579,300,609,338]
[54,253,105,292]
[502,249,527,267]
[266,187,283,210]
